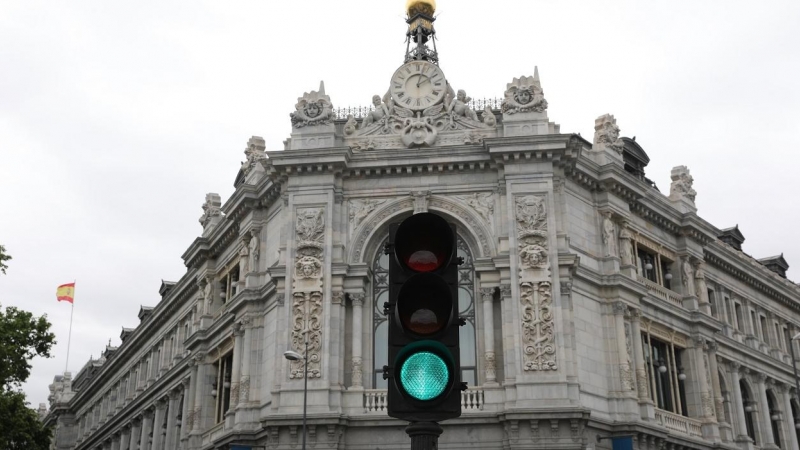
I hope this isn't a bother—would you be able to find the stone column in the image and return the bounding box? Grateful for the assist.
[729,363,749,441]
[111,434,121,450]
[139,409,153,450]
[238,316,253,407]
[350,292,365,388]
[499,284,517,382]
[165,390,181,450]
[691,336,714,420]
[707,343,725,421]
[756,373,776,447]
[613,302,634,393]
[151,401,166,450]
[230,323,244,409]
[180,376,193,444]
[782,385,799,450]
[129,418,142,450]
[119,426,131,450]
[191,357,206,434]
[629,309,648,402]
[480,288,498,385]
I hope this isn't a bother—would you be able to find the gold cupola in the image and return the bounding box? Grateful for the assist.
[404,0,439,64]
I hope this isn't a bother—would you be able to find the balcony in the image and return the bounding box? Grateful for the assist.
[654,409,703,438]
[638,276,683,307]
[363,387,485,413]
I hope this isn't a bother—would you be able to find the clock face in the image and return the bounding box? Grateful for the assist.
[390,61,447,111]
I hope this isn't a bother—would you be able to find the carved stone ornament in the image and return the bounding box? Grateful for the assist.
[198,193,222,227]
[291,208,326,380]
[240,136,266,177]
[412,190,430,214]
[456,192,494,223]
[248,228,260,273]
[520,281,557,371]
[515,196,549,271]
[349,198,387,229]
[485,351,497,381]
[682,257,695,294]
[593,114,624,154]
[343,114,358,136]
[238,239,250,276]
[239,376,250,403]
[350,85,492,149]
[502,70,548,114]
[619,362,634,391]
[669,165,697,203]
[351,357,363,387]
[618,222,634,266]
[482,106,497,127]
[290,81,334,128]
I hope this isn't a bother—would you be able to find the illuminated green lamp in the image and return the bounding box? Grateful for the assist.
[400,351,449,401]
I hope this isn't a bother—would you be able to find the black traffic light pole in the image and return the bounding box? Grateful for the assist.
[406,422,443,450]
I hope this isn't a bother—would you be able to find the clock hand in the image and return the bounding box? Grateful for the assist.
[416,76,431,88]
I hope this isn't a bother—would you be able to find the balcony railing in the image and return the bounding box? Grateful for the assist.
[363,387,485,413]
[638,276,683,307]
[654,409,703,438]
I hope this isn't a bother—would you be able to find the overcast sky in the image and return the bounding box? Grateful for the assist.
[2,0,800,407]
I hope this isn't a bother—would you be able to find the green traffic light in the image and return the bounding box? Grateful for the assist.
[400,351,449,401]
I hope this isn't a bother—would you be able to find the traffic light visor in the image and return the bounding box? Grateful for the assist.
[397,273,452,336]
[394,213,454,273]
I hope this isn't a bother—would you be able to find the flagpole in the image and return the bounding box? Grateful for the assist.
[64,281,75,373]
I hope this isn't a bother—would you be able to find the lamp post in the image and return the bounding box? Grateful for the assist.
[284,333,308,450]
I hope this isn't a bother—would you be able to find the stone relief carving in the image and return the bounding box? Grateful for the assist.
[401,114,438,147]
[352,199,415,262]
[351,358,363,388]
[593,114,624,154]
[412,190,431,214]
[446,89,479,122]
[349,198,388,230]
[502,72,548,114]
[694,261,709,304]
[290,208,326,380]
[199,193,222,228]
[670,165,697,203]
[240,136,266,177]
[456,192,494,223]
[239,376,250,403]
[515,195,556,371]
[428,198,492,256]
[238,239,250,276]
[520,281,557,371]
[516,196,549,271]
[601,212,618,258]
[290,81,334,128]
[360,94,393,131]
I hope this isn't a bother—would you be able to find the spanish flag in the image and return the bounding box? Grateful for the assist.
[56,283,75,303]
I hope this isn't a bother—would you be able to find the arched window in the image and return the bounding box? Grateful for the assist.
[741,380,758,444]
[372,235,478,388]
[767,390,782,448]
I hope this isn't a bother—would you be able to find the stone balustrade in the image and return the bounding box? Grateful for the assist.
[654,408,703,438]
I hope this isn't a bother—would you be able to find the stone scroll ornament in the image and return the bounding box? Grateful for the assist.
[515,196,557,371]
[290,208,325,379]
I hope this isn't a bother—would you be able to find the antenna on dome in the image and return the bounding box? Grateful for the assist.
[404,0,439,65]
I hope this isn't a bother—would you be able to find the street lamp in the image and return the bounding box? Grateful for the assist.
[284,334,309,450]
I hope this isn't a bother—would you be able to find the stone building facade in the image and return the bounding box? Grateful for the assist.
[44,3,800,450]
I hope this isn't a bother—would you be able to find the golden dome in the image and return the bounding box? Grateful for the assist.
[406,0,436,16]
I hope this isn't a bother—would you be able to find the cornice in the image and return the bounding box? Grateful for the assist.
[264,146,353,181]
[704,240,800,310]
[485,133,586,169]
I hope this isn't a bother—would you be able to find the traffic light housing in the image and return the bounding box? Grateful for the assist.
[385,212,463,422]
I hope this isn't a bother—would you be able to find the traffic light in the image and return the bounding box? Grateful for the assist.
[385,212,463,422]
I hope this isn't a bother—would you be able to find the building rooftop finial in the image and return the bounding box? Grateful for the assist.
[404,0,439,64]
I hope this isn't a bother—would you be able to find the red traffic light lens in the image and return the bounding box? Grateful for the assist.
[397,273,453,336]
[395,213,454,273]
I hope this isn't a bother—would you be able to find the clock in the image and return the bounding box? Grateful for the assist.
[390,61,447,111]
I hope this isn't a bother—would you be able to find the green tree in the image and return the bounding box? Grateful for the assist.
[0,244,10,275]
[0,303,56,449]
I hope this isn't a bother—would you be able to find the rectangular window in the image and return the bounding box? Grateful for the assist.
[724,297,732,325]
[219,266,241,305]
[751,310,759,338]
[734,303,744,331]
[783,327,791,353]
[213,353,234,424]
[707,289,717,318]
[643,333,687,416]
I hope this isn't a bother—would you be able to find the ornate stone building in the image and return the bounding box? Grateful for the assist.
[44,2,800,449]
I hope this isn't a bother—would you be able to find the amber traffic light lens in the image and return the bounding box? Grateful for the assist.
[397,273,452,336]
[395,213,454,273]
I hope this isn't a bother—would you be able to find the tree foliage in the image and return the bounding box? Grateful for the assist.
[0,304,56,391]
[0,303,56,449]
[0,391,52,449]
[0,244,10,275]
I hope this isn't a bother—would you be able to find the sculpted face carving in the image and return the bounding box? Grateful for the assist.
[372,95,382,107]
[296,256,322,279]
[516,89,532,105]
[306,102,321,118]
